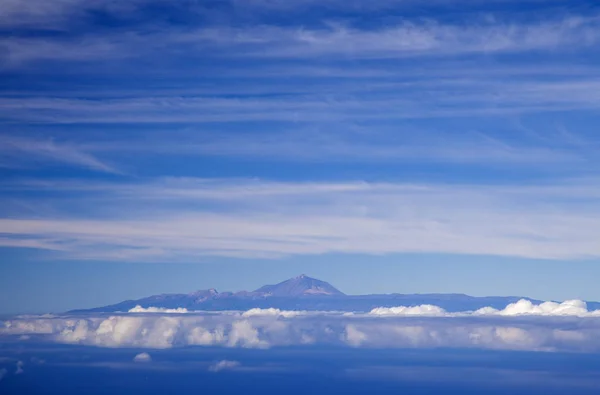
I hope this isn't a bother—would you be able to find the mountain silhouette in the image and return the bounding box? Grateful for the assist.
[254,274,344,296]
[69,275,600,314]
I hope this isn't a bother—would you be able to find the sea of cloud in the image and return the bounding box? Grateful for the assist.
[3,300,600,352]
[368,299,600,317]
[128,306,190,314]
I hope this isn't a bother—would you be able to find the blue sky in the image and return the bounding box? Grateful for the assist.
[1,0,600,313]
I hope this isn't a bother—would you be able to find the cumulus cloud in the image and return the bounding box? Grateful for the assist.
[227,320,268,348]
[343,324,368,347]
[1,318,56,334]
[133,352,152,363]
[367,299,600,318]
[128,306,189,314]
[369,305,447,316]
[475,299,600,317]
[242,308,306,318]
[15,361,24,375]
[208,360,241,372]
[187,326,226,346]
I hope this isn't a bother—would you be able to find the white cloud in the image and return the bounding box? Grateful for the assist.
[475,299,600,317]
[15,361,23,375]
[1,318,57,334]
[0,134,118,174]
[187,326,226,346]
[369,299,600,318]
[0,0,576,31]
[238,17,600,58]
[369,305,447,316]
[1,177,600,261]
[128,306,189,314]
[208,360,240,372]
[227,320,269,348]
[3,302,600,353]
[343,324,368,347]
[242,308,306,318]
[133,352,152,363]
[4,78,600,124]
[4,13,600,66]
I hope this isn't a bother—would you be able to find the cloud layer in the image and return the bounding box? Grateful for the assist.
[3,300,600,353]
[3,3,600,66]
[128,306,189,314]
[1,177,600,261]
[1,0,600,266]
[368,299,600,317]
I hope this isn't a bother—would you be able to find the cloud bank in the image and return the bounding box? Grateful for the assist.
[128,306,189,314]
[475,299,600,317]
[241,308,307,318]
[369,299,600,317]
[369,305,447,316]
[3,300,600,353]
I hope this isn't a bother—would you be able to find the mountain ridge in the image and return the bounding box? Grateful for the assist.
[69,275,600,314]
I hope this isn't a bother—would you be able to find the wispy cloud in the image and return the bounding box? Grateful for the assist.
[4,76,600,123]
[0,0,577,29]
[0,177,599,261]
[99,129,588,165]
[0,135,120,173]
[0,128,590,176]
[1,0,599,266]
[3,12,600,66]
[233,17,600,58]
[0,0,152,29]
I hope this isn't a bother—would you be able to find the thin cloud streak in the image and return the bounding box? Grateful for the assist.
[0,0,573,29]
[3,14,600,66]
[0,129,591,173]
[4,77,600,123]
[0,178,599,261]
[0,135,120,174]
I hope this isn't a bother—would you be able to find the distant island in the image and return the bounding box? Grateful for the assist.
[71,274,600,314]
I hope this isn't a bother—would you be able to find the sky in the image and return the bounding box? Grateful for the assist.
[1,0,600,313]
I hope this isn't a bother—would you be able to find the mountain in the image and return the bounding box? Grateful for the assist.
[69,275,600,314]
[253,274,344,296]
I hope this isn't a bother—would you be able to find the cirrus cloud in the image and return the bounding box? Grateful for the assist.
[0,177,600,261]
